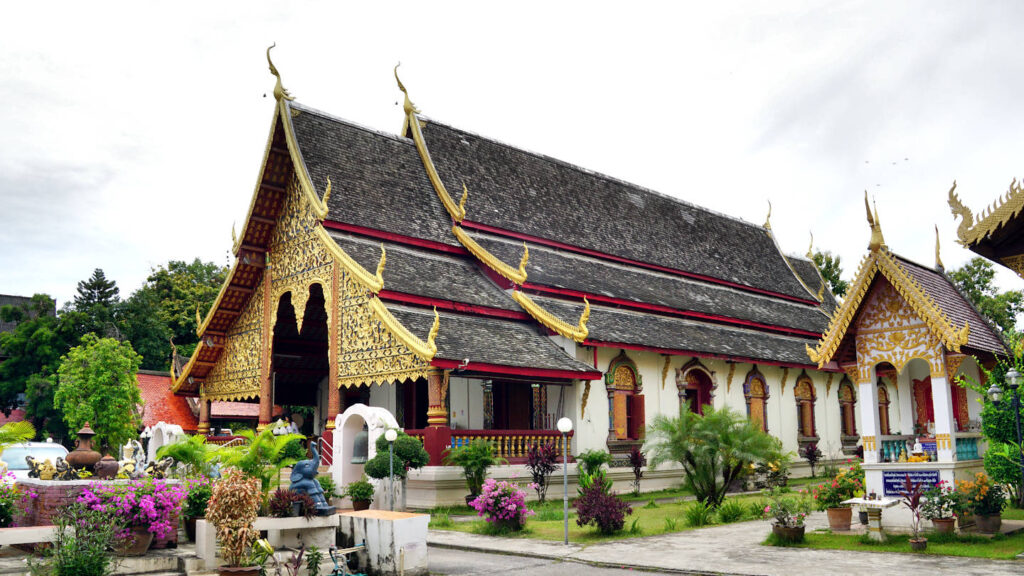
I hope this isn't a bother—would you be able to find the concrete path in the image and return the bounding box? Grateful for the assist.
[428,512,1023,576]
[430,547,680,576]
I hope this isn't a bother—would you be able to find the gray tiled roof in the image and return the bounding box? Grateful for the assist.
[388,306,595,373]
[420,120,814,300]
[789,256,838,314]
[532,295,818,366]
[328,232,518,312]
[471,231,829,334]
[894,255,1006,355]
[289,104,459,247]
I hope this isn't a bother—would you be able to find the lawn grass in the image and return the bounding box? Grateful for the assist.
[766,529,1024,560]
[1003,506,1024,521]
[437,492,772,543]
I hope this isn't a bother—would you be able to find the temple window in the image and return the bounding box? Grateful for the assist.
[838,378,857,437]
[605,352,644,441]
[676,359,715,415]
[793,372,816,439]
[743,367,769,432]
[877,381,892,435]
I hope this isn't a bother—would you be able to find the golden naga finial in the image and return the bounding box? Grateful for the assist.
[763,200,773,230]
[459,183,469,216]
[865,191,886,251]
[266,43,294,102]
[394,63,419,116]
[322,176,332,206]
[805,343,821,366]
[375,244,387,282]
[935,224,944,271]
[231,222,237,246]
[947,180,974,245]
[817,280,826,302]
[806,231,814,259]
[427,307,440,349]
[578,297,591,333]
[517,242,530,278]
[169,338,178,380]
[195,305,202,334]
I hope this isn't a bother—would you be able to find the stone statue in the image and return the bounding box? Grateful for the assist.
[119,441,144,479]
[26,456,56,481]
[144,456,173,479]
[289,443,335,515]
[54,457,79,481]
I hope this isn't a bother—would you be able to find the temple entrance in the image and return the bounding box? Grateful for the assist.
[678,365,714,415]
[912,376,935,434]
[271,285,329,432]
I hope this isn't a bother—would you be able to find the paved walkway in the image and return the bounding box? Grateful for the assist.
[428,512,1023,576]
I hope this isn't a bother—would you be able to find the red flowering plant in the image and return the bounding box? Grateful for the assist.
[469,478,536,531]
[78,478,187,540]
[920,480,964,521]
[810,461,862,511]
[0,472,36,527]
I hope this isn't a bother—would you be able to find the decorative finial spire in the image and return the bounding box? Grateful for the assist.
[231,222,237,246]
[947,180,975,245]
[375,244,387,280]
[864,191,886,251]
[266,43,294,102]
[517,242,530,278]
[427,307,440,348]
[322,176,332,206]
[935,224,944,271]
[459,183,469,215]
[763,200,772,230]
[806,231,814,259]
[394,63,418,116]
[578,297,591,333]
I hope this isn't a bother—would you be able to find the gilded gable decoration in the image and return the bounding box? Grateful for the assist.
[949,178,1024,247]
[203,279,265,401]
[853,281,944,378]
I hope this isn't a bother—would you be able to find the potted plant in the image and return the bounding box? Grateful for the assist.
[443,438,506,505]
[957,472,1006,533]
[206,467,264,576]
[345,477,375,511]
[901,474,927,551]
[810,461,862,531]
[921,480,959,534]
[764,488,811,543]
[269,488,300,518]
[77,478,187,556]
[182,479,212,542]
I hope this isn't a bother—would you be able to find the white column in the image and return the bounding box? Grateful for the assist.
[930,373,957,462]
[857,364,880,464]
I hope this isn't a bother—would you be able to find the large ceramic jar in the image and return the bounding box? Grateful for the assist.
[93,455,119,479]
[66,423,102,471]
[826,506,852,531]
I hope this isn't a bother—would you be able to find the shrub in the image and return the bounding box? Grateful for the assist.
[984,442,1022,506]
[576,449,612,477]
[763,489,810,527]
[77,478,186,540]
[365,431,430,481]
[746,498,768,519]
[575,482,632,534]
[801,443,823,477]
[28,502,125,576]
[526,441,559,502]
[810,462,862,510]
[306,545,323,576]
[469,478,534,530]
[344,477,375,503]
[317,475,340,500]
[206,468,263,567]
[183,479,212,519]
[444,439,506,498]
[628,446,646,495]
[957,472,1007,516]
[578,467,612,495]
[717,500,746,523]
[269,488,299,518]
[683,501,715,527]
[920,480,963,520]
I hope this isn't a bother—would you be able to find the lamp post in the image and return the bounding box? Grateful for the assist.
[556,417,573,545]
[384,428,398,511]
[988,367,1024,506]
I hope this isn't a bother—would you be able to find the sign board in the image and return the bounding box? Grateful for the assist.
[882,470,940,496]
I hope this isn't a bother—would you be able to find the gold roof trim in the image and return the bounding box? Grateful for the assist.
[395,65,466,223]
[452,225,528,285]
[865,192,886,251]
[512,291,590,343]
[949,179,1024,247]
[337,367,432,390]
[195,259,242,338]
[316,226,385,293]
[806,248,970,367]
[368,298,439,360]
[170,348,200,394]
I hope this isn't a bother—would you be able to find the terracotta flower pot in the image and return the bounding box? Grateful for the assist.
[931,517,955,534]
[975,513,1002,534]
[909,538,927,552]
[115,526,154,556]
[218,567,261,576]
[772,524,805,543]
[826,507,852,531]
[352,499,371,511]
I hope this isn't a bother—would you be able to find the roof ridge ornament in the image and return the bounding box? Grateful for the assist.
[517,242,530,278]
[322,176,332,206]
[935,224,944,271]
[376,244,387,280]
[865,191,885,251]
[763,200,772,230]
[452,225,528,284]
[266,43,294,102]
[511,291,590,343]
[947,180,973,245]
[394,63,419,116]
[459,183,468,215]
[806,231,814,259]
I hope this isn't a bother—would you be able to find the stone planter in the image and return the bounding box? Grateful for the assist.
[826,507,852,531]
[909,538,927,552]
[218,567,261,576]
[772,524,805,543]
[931,517,955,534]
[353,499,371,511]
[115,526,154,556]
[975,513,1002,534]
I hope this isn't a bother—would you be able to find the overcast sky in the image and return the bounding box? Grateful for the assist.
[3,1,1024,308]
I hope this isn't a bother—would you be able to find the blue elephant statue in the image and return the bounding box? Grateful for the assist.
[290,442,335,515]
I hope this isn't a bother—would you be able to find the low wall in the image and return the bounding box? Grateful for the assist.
[14,478,179,548]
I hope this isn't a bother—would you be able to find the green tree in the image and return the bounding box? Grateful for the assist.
[645,406,786,507]
[24,373,68,441]
[117,287,173,370]
[949,257,1023,333]
[72,268,121,337]
[54,334,143,452]
[812,250,848,297]
[143,259,227,361]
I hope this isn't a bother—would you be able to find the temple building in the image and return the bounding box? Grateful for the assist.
[172,51,885,505]
[949,179,1024,279]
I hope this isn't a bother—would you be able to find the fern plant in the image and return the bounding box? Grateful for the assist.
[212,427,305,494]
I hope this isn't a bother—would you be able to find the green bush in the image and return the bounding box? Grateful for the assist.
[747,498,769,519]
[28,502,125,576]
[717,500,746,523]
[683,501,715,527]
[345,477,375,503]
[576,449,613,477]
[317,475,340,499]
[985,441,1022,506]
[443,439,506,497]
[183,482,212,518]
[365,431,430,481]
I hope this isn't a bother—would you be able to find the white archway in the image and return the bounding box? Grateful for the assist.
[147,421,186,462]
[333,404,399,507]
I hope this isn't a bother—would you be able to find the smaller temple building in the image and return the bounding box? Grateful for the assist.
[807,198,1006,498]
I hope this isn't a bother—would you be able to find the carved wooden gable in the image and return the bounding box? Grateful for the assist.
[854,280,943,378]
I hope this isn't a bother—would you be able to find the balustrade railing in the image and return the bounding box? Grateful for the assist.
[404,428,573,464]
[206,435,246,446]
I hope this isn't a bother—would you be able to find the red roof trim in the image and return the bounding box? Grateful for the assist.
[583,339,838,372]
[430,358,602,380]
[461,220,819,305]
[520,283,822,338]
[322,220,469,256]
[377,290,530,321]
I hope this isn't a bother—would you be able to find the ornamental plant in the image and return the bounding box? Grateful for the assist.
[77,478,186,540]
[27,502,125,576]
[469,478,535,530]
[628,446,646,496]
[344,477,375,503]
[801,443,823,477]
[810,462,862,511]
[443,439,505,498]
[901,474,927,542]
[182,478,212,519]
[957,472,1007,516]
[206,467,263,567]
[763,488,811,528]
[0,472,28,527]
[920,480,963,520]
[575,481,633,534]
[526,441,559,502]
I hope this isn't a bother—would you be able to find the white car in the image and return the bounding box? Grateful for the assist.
[1,442,70,481]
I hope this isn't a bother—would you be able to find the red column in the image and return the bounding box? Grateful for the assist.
[424,369,450,465]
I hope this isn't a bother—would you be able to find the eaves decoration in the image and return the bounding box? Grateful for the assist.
[452,225,528,285]
[949,179,1024,247]
[512,291,590,343]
